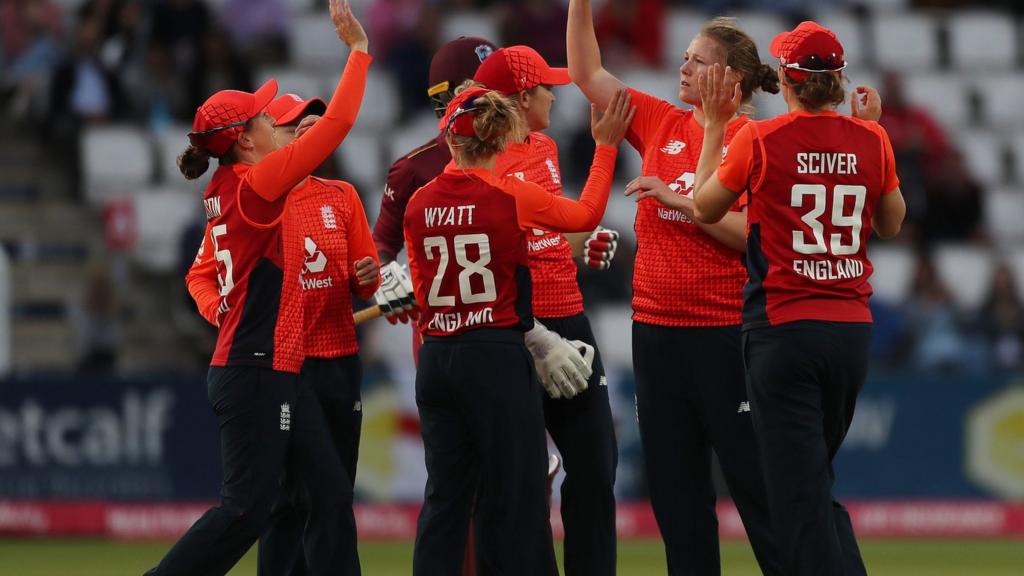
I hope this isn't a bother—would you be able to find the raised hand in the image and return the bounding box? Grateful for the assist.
[591,89,636,146]
[329,0,368,53]
[624,175,693,214]
[294,114,320,139]
[850,85,882,122]
[697,63,742,129]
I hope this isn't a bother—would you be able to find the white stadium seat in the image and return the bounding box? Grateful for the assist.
[337,130,384,190]
[948,11,1017,70]
[814,11,865,69]
[903,73,971,129]
[291,13,348,67]
[933,244,994,309]
[350,70,399,130]
[872,13,941,70]
[82,125,153,206]
[985,187,1024,245]
[725,12,786,61]
[257,69,324,104]
[1004,247,1024,301]
[959,130,1006,186]
[440,11,498,45]
[592,304,634,372]
[663,9,711,68]
[1010,132,1024,184]
[156,123,214,191]
[132,188,201,273]
[869,244,915,303]
[983,75,1024,130]
[387,110,442,164]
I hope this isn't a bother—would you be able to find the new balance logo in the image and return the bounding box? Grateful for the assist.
[737,401,751,413]
[353,401,362,412]
[660,140,686,155]
[280,403,291,430]
[599,376,608,387]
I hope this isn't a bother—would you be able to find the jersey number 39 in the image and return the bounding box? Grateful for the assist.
[424,234,497,306]
[791,184,866,256]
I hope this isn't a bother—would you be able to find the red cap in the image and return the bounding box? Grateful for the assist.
[770,21,846,82]
[189,79,278,156]
[428,36,498,98]
[473,46,571,95]
[267,93,327,127]
[439,86,493,138]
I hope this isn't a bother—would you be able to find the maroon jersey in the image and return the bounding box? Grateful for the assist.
[405,167,533,337]
[203,164,305,373]
[495,132,583,319]
[717,111,900,328]
[374,134,450,258]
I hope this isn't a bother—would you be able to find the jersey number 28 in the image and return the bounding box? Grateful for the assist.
[791,184,866,256]
[423,234,497,306]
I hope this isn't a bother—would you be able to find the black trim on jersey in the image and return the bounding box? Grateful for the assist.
[228,257,284,367]
[514,263,534,331]
[742,223,770,331]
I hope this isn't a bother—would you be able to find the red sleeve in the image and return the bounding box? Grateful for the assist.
[877,125,901,194]
[374,154,419,258]
[496,145,617,232]
[184,223,222,326]
[717,123,755,194]
[344,182,381,299]
[243,51,372,210]
[625,88,674,152]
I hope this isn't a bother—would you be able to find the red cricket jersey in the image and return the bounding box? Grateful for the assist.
[189,177,380,359]
[626,88,750,327]
[405,146,616,337]
[495,132,583,319]
[717,110,900,328]
[198,163,305,373]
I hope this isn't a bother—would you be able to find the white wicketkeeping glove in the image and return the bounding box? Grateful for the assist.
[374,261,418,324]
[584,227,619,270]
[524,320,595,399]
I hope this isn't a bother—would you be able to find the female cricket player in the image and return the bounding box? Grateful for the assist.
[185,92,380,575]
[404,85,634,575]
[692,21,905,575]
[471,44,620,576]
[146,2,370,574]
[568,2,786,573]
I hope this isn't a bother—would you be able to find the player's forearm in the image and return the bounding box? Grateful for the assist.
[872,188,906,239]
[249,51,371,202]
[696,210,747,252]
[186,275,222,327]
[567,0,621,110]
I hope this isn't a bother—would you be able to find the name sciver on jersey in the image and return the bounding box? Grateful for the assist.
[796,152,858,175]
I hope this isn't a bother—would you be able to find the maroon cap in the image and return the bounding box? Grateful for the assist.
[267,93,327,126]
[439,86,494,138]
[770,21,846,82]
[428,36,498,98]
[473,46,571,95]
[189,79,278,156]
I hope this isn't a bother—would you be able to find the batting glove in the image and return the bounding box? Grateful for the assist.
[374,261,418,324]
[524,320,595,399]
[584,227,619,270]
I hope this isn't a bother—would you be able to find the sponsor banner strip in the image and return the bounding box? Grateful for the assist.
[2,501,1023,540]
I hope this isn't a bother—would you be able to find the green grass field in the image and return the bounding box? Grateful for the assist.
[1,538,1022,575]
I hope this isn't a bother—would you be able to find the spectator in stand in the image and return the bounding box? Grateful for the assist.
[220,0,290,64]
[201,27,255,103]
[499,0,568,65]
[976,263,1024,372]
[921,147,985,245]
[878,70,951,243]
[369,0,437,120]
[150,0,213,115]
[904,254,969,372]
[0,0,64,120]
[594,0,664,68]
[70,263,122,374]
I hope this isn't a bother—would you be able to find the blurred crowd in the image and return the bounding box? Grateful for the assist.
[2,0,1022,375]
